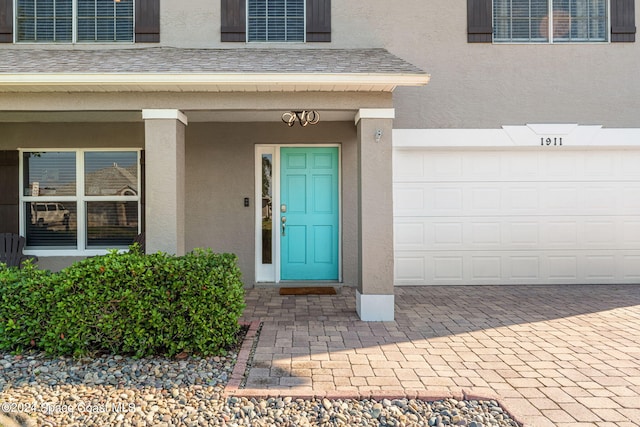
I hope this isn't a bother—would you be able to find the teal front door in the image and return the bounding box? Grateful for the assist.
[280,147,339,280]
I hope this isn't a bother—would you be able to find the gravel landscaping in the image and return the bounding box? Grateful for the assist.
[0,349,521,427]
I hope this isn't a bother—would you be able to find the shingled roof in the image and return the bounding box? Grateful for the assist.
[0,47,429,93]
[0,47,424,74]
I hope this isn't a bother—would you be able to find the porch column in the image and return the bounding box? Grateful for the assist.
[142,109,188,255]
[355,108,395,321]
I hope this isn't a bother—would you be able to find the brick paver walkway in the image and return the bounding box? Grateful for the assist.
[237,285,640,427]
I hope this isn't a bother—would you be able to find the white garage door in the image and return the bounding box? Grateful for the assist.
[394,148,640,285]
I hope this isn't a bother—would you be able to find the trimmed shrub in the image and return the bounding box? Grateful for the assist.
[0,248,245,358]
[0,260,53,353]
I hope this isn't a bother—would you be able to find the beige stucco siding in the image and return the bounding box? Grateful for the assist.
[0,122,144,149]
[185,122,359,286]
[150,1,640,128]
[3,1,636,129]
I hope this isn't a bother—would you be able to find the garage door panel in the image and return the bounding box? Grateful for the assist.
[545,221,579,247]
[466,153,502,178]
[396,149,637,182]
[395,182,640,217]
[507,187,540,210]
[584,187,618,211]
[394,148,640,286]
[584,152,616,176]
[547,255,578,279]
[544,153,579,178]
[396,216,638,251]
[394,257,425,283]
[471,188,502,210]
[622,153,640,177]
[509,256,540,280]
[471,256,502,280]
[395,250,640,285]
[394,150,425,180]
[394,222,426,248]
[584,255,616,280]
[395,187,425,212]
[623,186,640,209]
[433,256,464,280]
[623,255,640,279]
[471,222,501,245]
[623,221,640,244]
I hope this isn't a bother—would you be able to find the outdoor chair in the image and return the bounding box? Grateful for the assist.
[0,233,38,268]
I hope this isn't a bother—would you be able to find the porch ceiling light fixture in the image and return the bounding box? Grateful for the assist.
[282,110,320,127]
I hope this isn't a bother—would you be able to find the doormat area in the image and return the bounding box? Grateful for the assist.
[279,287,337,295]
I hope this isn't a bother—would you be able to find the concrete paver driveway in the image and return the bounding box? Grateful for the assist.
[239,285,640,427]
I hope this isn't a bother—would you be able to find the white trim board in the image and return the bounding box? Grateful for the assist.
[394,126,640,148]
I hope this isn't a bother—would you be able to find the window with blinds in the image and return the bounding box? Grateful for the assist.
[493,0,608,42]
[16,0,133,42]
[17,0,73,42]
[248,0,305,42]
[21,150,140,251]
[77,0,134,42]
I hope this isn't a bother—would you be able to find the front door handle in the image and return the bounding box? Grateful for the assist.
[281,216,286,236]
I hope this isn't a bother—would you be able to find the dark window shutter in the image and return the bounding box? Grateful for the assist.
[0,0,12,43]
[611,0,636,42]
[221,0,246,42]
[306,0,331,42]
[0,151,19,234]
[467,0,492,43]
[136,0,160,43]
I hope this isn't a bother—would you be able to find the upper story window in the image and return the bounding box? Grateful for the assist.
[467,0,635,43]
[221,0,331,42]
[16,0,134,43]
[248,0,305,42]
[493,0,607,42]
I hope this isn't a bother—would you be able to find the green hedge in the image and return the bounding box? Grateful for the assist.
[0,248,245,358]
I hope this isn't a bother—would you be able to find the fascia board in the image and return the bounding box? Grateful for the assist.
[0,73,431,90]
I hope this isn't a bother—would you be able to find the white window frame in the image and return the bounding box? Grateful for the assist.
[13,0,135,44]
[246,0,306,43]
[493,0,610,44]
[19,148,142,256]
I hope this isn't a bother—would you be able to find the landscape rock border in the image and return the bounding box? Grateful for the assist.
[226,321,527,427]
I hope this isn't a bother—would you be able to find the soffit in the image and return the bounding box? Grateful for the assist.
[0,48,430,93]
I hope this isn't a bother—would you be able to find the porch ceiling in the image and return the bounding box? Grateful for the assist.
[0,48,430,93]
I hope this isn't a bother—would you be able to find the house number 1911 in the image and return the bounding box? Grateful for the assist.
[541,137,563,146]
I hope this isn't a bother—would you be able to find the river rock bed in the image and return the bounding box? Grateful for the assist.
[0,352,520,426]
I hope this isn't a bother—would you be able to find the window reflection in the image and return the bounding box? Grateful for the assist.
[85,151,138,196]
[87,201,138,247]
[262,154,273,264]
[25,202,77,247]
[23,152,76,196]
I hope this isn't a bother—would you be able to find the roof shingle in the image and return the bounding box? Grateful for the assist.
[0,47,426,75]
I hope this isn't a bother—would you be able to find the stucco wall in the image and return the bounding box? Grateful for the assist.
[4,2,636,129]
[162,1,640,129]
[0,122,144,150]
[339,1,640,129]
[185,122,359,286]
